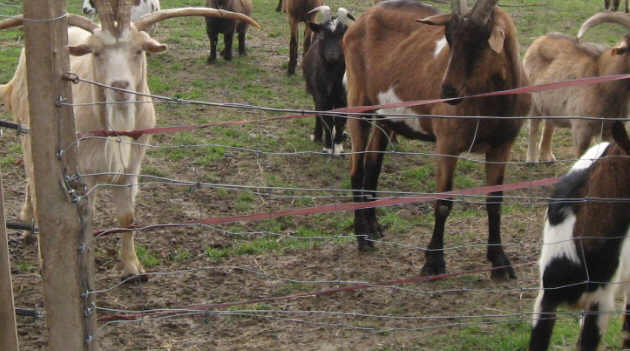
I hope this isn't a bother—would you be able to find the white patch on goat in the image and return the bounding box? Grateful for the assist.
[570,142,609,173]
[434,36,447,58]
[539,212,580,268]
[327,18,339,32]
[342,72,347,89]
[377,87,429,135]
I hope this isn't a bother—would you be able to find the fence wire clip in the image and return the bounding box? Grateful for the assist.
[62,72,80,84]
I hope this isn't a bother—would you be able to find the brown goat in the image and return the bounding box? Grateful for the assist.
[205,0,253,63]
[606,0,628,12]
[525,12,630,163]
[279,0,323,74]
[343,0,530,279]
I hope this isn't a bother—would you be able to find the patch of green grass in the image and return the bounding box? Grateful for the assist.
[437,312,624,351]
[173,249,192,262]
[136,246,160,268]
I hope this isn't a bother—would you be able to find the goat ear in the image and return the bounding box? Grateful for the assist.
[488,25,505,53]
[612,121,630,153]
[417,14,451,26]
[143,39,167,53]
[68,44,92,56]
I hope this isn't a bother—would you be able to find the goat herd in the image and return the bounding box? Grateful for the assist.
[1,0,630,349]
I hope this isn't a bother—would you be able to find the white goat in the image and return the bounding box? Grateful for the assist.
[0,0,259,281]
[524,12,630,163]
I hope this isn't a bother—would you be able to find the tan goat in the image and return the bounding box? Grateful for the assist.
[0,0,259,281]
[524,12,630,163]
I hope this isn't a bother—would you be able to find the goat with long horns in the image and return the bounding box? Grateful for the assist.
[0,0,260,282]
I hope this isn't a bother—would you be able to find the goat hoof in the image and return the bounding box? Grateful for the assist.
[121,273,149,284]
[207,57,217,65]
[490,265,516,281]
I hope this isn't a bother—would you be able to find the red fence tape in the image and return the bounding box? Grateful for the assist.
[83,73,630,139]
[94,177,558,237]
[97,260,537,322]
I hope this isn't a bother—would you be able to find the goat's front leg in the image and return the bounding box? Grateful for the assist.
[421,149,457,276]
[113,184,146,283]
[485,142,516,280]
[529,290,560,351]
[332,113,347,155]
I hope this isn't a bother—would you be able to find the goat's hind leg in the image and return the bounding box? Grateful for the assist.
[622,289,630,348]
[577,298,612,351]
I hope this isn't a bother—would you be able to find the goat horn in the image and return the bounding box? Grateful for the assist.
[94,0,117,36]
[308,5,332,23]
[452,0,468,15]
[134,7,261,32]
[0,14,99,33]
[471,0,497,24]
[578,12,630,39]
[337,7,355,26]
[118,0,133,34]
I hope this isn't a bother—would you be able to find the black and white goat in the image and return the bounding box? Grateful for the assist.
[529,121,630,350]
[302,6,354,154]
[82,0,160,21]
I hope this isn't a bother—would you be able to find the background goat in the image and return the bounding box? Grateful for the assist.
[0,0,259,282]
[302,6,353,154]
[205,0,253,63]
[605,0,628,12]
[279,0,323,75]
[529,121,630,351]
[343,0,530,279]
[525,12,630,163]
[82,0,160,21]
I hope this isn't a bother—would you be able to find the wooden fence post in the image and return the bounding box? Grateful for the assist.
[0,176,18,351]
[23,1,96,350]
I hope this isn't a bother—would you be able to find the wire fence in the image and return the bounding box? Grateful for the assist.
[3,1,630,349]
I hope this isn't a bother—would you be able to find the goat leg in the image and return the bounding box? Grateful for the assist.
[222,31,233,61]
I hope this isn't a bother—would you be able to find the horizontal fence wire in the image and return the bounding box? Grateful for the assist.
[59,135,623,167]
[56,72,630,141]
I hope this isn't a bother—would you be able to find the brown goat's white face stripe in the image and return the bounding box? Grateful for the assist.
[434,36,448,58]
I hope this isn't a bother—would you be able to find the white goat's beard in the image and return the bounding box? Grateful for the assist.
[104,94,135,175]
